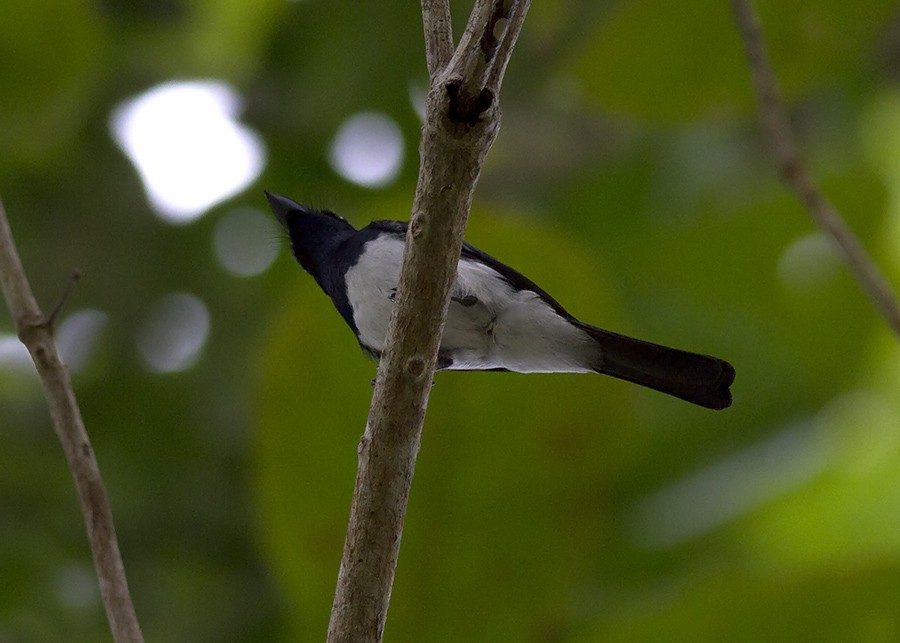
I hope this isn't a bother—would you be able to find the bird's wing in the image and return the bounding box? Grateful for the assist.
[458,241,575,321]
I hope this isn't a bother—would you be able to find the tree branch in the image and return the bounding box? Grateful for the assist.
[733,0,900,338]
[484,0,528,92]
[421,0,453,77]
[0,196,143,643]
[446,0,524,104]
[325,2,531,641]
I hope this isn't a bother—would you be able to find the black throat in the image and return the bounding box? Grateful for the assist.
[284,209,357,299]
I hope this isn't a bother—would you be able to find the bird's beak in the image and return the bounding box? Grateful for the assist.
[264,190,296,230]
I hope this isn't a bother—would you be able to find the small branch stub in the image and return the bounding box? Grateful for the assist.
[47,270,82,327]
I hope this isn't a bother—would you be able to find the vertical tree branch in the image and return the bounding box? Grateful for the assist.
[0,197,143,643]
[733,0,900,338]
[326,1,530,641]
[421,0,454,77]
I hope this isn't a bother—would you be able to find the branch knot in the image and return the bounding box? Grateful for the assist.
[405,355,428,378]
[16,315,50,346]
[446,79,494,124]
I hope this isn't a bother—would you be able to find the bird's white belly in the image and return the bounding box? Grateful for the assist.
[441,287,594,373]
[344,237,595,372]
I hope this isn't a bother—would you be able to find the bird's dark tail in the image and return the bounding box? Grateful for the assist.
[576,322,735,410]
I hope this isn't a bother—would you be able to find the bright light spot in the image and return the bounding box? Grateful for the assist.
[0,334,32,373]
[110,80,265,223]
[777,233,841,291]
[137,293,210,373]
[56,309,108,373]
[55,562,100,610]
[328,112,403,188]
[213,208,279,277]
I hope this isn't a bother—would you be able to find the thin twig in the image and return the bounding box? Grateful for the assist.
[421,0,454,76]
[485,0,529,93]
[325,2,531,641]
[733,0,900,338]
[47,269,82,328]
[446,0,501,87]
[0,196,143,643]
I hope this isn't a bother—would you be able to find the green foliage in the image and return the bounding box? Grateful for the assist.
[2,0,900,641]
[0,1,105,167]
[575,0,898,120]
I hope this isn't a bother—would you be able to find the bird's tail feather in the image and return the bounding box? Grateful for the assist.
[576,322,735,410]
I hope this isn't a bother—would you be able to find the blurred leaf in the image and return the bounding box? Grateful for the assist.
[578,563,900,642]
[190,0,285,78]
[574,0,896,121]
[0,1,106,169]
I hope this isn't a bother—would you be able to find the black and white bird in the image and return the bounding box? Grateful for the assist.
[266,192,735,410]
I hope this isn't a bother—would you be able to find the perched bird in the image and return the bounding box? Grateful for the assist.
[266,192,735,410]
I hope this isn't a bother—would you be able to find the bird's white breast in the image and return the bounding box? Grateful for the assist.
[344,235,595,372]
[344,236,406,352]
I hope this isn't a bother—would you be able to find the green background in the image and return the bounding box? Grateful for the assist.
[3,0,900,641]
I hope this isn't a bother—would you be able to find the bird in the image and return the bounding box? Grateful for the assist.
[265,191,735,410]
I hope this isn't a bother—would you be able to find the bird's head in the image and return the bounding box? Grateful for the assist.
[265,191,357,276]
